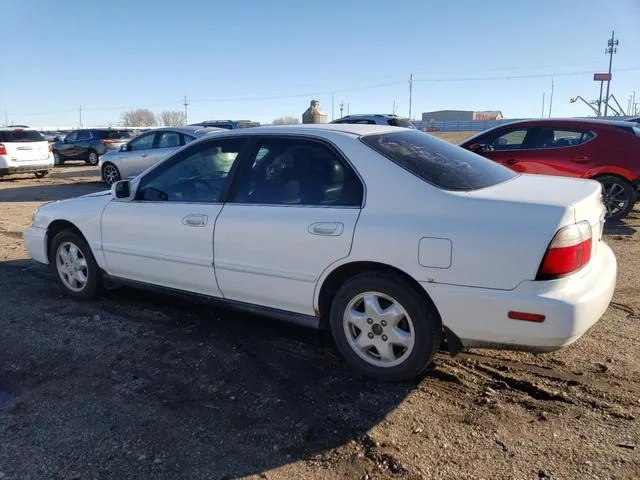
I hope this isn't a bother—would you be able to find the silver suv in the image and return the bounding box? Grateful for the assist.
[331,114,416,128]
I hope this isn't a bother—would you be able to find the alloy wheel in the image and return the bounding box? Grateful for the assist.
[343,291,415,368]
[55,241,89,292]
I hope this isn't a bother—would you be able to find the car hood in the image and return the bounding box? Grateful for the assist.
[80,190,111,198]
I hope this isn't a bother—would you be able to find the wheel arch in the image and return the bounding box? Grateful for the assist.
[46,220,90,263]
[316,260,441,327]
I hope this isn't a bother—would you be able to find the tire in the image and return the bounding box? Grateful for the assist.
[34,171,49,179]
[53,152,64,166]
[329,272,442,382]
[101,163,121,185]
[595,175,636,221]
[86,150,99,166]
[50,230,101,300]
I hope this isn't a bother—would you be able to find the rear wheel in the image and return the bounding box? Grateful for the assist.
[50,230,101,300]
[595,175,636,221]
[329,272,442,382]
[34,171,49,179]
[86,150,99,166]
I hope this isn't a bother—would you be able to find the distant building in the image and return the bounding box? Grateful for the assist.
[422,110,504,121]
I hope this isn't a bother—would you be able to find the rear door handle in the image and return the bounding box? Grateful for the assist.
[505,158,518,165]
[572,155,590,163]
[182,214,208,227]
[308,222,344,236]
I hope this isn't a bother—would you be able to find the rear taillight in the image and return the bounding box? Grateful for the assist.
[537,221,592,280]
[100,139,114,145]
[0,144,6,155]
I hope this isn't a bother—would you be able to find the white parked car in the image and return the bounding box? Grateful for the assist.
[23,124,617,381]
[98,126,222,185]
[0,128,54,178]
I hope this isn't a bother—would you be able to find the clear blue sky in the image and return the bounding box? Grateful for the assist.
[2,0,639,127]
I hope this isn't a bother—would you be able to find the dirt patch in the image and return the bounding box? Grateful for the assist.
[0,165,638,479]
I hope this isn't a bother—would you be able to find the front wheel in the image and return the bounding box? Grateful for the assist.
[86,151,99,166]
[595,175,636,221]
[50,230,101,300]
[34,170,49,179]
[329,272,442,382]
[101,163,121,185]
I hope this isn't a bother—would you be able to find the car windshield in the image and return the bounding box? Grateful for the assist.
[388,118,416,129]
[98,130,134,140]
[361,130,518,191]
[0,130,45,142]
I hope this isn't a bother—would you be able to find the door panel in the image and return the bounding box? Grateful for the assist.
[213,135,365,315]
[101,202,223,296]
[214,205,359,314]
[101,135,249,295]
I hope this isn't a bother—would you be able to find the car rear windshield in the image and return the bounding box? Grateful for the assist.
[361,130,518,191]
[387,118,416,129]
[0,130,45,142]
[95,130,134,140]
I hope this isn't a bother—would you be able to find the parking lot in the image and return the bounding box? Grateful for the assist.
[0,163,638,479]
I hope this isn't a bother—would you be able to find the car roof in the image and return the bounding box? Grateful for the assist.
[0,127,39,131]
[195,123,404,139]
[483,118,637,129]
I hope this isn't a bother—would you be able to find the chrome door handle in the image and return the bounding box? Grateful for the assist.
[308,222,344,236]
[182,214,208,227]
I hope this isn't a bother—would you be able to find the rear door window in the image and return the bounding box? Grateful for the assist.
[0,130,45,142]
[98,130,134,140]
[361,130,517,191]
[157,131,181,148]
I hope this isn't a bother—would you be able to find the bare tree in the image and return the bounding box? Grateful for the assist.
[272,116,300,125]
[161,111,186,126]
[121,109,157,127]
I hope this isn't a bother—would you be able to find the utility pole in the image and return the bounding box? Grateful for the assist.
[408,73,413,120]
[79,105,82,128]
[183,95,189,125]
[3,111,7,127]
[604,30,618,117]
[331,92,335,121]
[339,100,344,118]
[541,92,545,118]
[347,103,350,115]
[392,100,397,115]
[548,77,554,118]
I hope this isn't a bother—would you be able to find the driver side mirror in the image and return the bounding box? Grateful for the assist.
[111,180,135,201]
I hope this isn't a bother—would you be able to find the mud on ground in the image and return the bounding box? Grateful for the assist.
[0,166,638,479]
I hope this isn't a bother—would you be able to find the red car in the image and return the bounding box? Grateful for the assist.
[459,119,640,220]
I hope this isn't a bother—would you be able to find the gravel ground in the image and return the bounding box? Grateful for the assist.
[0,165,638,480]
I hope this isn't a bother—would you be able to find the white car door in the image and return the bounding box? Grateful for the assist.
[214,136,364,315]
[101,136,249,296]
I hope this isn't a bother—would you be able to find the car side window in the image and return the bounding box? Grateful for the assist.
[65,131,78,142]
[229,138,363,207]
[129,132,156,151]
[182,134,196,145]
[157,131,181,149]
[486,129,529,150]
[537,129,595,148]
[135,138,246,203]
[76,130,91,141]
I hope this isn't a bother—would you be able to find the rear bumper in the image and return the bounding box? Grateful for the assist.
[0,165,52,175]
[0,155,54,175]
[23,225,49,265]
[424,241,617,352]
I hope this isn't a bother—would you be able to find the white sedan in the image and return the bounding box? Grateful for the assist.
[23,124,617,381]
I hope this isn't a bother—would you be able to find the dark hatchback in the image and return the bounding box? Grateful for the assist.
[52,129,135,166]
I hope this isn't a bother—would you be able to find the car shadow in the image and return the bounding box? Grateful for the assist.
[0,182,106,202]
[0,259,448,479]
[604,208,639,236]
